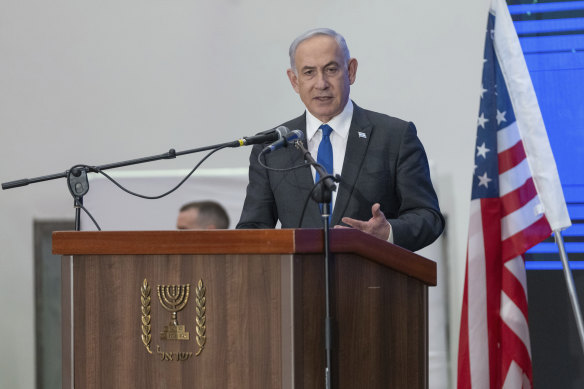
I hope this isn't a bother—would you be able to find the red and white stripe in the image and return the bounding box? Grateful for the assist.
[458,120,551,389]
[459,1,571,387]
[498,123,551,261]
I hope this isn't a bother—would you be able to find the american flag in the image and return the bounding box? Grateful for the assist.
[457,0,571,388]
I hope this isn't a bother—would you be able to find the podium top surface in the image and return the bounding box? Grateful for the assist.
[53,229,436,285]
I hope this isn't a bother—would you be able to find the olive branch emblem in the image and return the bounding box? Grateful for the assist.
[195,279,206,356]
[141,279,153,354]
[140,278,207,358]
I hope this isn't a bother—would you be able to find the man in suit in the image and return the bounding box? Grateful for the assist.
[237,28,444,252]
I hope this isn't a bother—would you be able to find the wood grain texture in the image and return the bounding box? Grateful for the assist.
[55,230,435,388]
[53,229,436,285]
[293,253,428,389]
[61,256,72,389]
[70,254,284,388]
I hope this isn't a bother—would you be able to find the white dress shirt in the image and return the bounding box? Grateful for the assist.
[305,100,353,212]
[304,100,394,243]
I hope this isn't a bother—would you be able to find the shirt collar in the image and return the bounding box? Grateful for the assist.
[306,99,354,142]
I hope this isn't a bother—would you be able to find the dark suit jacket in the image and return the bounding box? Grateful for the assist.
[236,103,445,252]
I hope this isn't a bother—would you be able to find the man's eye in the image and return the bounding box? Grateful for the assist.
[326,67,338,74]
[303,70,314,76]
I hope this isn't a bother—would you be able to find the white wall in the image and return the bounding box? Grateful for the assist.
[0,0,490,387]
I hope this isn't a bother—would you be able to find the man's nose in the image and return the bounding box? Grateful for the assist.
[315,72,329,89]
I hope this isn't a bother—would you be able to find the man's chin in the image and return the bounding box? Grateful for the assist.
[308,105,339,121]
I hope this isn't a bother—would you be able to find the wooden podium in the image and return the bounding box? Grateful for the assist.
[52,229,436,389]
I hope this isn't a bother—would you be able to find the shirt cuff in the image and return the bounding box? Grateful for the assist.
[387,222,394,243]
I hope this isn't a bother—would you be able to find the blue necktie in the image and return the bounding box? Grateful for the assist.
[316,124,333,219]
[315,124,333,183]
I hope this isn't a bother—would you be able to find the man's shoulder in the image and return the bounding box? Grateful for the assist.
[355,104,409,125]
[278,112,306,131]
[353,103,413,132]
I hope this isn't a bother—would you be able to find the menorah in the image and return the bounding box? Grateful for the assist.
[157,284,190,340]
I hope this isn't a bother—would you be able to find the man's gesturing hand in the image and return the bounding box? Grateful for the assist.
[335,203,391,241]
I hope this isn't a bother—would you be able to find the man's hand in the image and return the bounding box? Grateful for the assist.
[335,203,391,241]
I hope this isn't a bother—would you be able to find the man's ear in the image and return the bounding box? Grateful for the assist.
[287,68,300,93]
[347,58,358,85]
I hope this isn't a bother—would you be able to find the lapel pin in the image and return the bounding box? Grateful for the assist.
[358,132,367,139]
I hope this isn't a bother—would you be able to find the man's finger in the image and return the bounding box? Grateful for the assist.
[371,203,384,218]
[341,217,367,230]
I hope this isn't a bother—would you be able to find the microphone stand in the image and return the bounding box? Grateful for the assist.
[1,140,240,230]
[294,140,337,389]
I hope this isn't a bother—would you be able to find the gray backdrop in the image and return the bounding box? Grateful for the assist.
[0,0,490,387]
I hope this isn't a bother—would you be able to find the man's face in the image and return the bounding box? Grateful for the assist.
[177,208,216,230]
[177,208,200,229]
[287,35,357,123]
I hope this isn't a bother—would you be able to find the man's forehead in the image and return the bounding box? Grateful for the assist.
[295,35,342,62]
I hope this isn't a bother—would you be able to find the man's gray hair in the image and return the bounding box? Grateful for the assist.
[289,28,351,73]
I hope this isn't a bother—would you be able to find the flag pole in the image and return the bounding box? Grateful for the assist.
[555,229,584,353]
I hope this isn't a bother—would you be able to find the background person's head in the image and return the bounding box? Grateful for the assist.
[176,200,230,230]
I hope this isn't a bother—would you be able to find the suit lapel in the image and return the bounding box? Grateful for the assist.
[331,103,372,225]
[285,114,324,226]
[281,105,373,227]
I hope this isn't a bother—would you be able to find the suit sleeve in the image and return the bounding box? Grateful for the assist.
[236,144,278,229]
[386,122,445,251]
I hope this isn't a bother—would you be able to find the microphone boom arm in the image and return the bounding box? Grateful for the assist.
[1,140,241,191]
[1,138,239,231]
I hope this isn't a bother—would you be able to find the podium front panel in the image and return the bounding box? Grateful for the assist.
[56,229,432,389]
[62,253,291,388]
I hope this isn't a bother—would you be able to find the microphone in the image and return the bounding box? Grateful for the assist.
[261,129,304,154]
[236,126,290,147]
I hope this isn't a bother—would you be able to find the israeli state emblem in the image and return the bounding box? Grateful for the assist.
[158,284,190,340]
[140,278,207,361]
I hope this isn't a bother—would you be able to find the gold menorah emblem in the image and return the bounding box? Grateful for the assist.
[157,284,190,341]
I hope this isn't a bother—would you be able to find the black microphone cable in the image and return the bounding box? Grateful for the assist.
[259,154,335,228]
[256,151,312,172]
[66,164,102,231]
[257,139,341,228]
[297,173,341,229]
[95,145,228,200]
[75,197,102,231]
[77,145,229,230]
